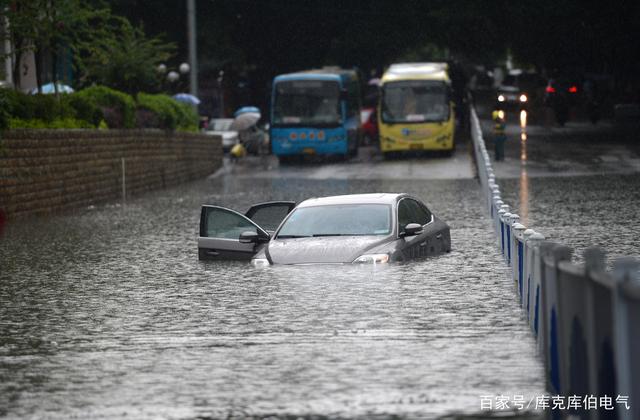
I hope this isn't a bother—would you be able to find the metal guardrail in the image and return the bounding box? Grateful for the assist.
[470,106,640,419]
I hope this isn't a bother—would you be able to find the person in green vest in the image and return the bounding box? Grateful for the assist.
[492,110,507,161]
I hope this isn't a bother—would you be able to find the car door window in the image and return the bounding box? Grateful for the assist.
[245,202,296,232]
[415,202,432,224]
[398,199,431,230]
[205,207,258,239]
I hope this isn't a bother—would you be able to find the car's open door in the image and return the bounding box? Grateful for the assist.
[198,202,296,261]
[244,201,296,233]
[198,205,271,260]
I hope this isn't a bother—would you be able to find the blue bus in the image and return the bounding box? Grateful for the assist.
[270,68,361,162]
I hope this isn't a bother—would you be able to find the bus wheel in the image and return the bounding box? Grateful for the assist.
[382,151,395,160]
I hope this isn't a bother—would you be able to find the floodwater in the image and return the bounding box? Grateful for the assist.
[498,173,640,264]
[478,105,640,264]
[0,163,548,419]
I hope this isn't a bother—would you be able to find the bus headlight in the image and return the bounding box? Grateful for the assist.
[352,254,389,264]
[498,94,505,102]
[519,94,528,103]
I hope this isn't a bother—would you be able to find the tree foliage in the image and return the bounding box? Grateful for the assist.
[82,19,175,94]
[0,0,175,94]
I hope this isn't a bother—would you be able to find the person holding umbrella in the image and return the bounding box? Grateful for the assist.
[229,107,267,160]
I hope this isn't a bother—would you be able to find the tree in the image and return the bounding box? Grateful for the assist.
[0,0,110,91]
[0,0,174,94]
[81,18,175,94]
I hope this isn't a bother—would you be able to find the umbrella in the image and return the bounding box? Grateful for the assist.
[230,112,260,131]
[30,82,74,94]
[234,106,261,117]
[172,93,201,105]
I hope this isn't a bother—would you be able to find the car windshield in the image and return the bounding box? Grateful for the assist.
[276,204,392,237]
[272,80,341,126]
[502,75,517,87]
[381,80,449,123]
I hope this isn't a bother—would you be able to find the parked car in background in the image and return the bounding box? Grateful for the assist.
[197,193,451,265]
[360,107,378,145]
[360,78,380,145]
[206,118,239,153]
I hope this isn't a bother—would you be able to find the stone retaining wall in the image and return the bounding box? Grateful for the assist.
[0,129,222,219]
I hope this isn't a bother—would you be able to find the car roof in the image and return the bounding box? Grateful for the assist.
[297,193,406,208]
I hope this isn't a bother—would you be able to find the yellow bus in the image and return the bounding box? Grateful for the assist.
[378,62,455,157]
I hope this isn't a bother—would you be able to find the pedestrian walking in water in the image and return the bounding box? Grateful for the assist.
[492,110,507,161]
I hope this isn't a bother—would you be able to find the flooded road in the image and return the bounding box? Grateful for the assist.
[478,104,640,262]
[0,154,547,419]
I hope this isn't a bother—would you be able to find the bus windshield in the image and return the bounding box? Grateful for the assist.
[381,80,449,123]
[273,80,341,127]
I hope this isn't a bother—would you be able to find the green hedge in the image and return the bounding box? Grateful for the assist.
[0,89,72,122]
[8,117,95,129]
[0,87,198,132]
[136,93,198,131]
[75,86,136,128]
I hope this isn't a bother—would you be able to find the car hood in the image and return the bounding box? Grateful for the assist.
[266,235,392,264]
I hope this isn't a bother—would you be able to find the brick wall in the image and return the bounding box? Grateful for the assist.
[0,129,222,219]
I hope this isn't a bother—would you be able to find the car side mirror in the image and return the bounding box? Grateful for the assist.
[402,223,423,237]
[239,231,260,244]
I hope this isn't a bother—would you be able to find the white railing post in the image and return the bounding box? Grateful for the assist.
[583,247,613,419]
[509,214,521,271]
[613,257,640,420]
[540,242,572,395]
[525,232,545,336]
[512,222,526,300]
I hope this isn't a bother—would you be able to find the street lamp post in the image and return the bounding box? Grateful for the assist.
[187,0,198,97]
[217,70,224,117]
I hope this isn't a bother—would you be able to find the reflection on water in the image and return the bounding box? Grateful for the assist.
[0,177,545,419]
[519,110,527,129]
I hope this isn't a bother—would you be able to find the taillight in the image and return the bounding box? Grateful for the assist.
[568,86,578,93]
[545,86,556,93]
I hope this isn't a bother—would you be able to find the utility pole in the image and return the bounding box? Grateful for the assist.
[187,0,198,97]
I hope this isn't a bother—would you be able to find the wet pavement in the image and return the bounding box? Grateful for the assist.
[477,103,640,263]
[0,145,548,419]
[2,113,638,418]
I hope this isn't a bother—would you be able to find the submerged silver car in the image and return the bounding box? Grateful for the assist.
[197,193,451,265]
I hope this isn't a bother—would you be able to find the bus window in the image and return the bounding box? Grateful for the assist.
[273,80,341,126]
[381,80,449,123]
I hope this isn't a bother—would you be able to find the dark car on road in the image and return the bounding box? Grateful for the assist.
[198,193,451,265]
[544,76,582,125]
[495,70,545,111]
